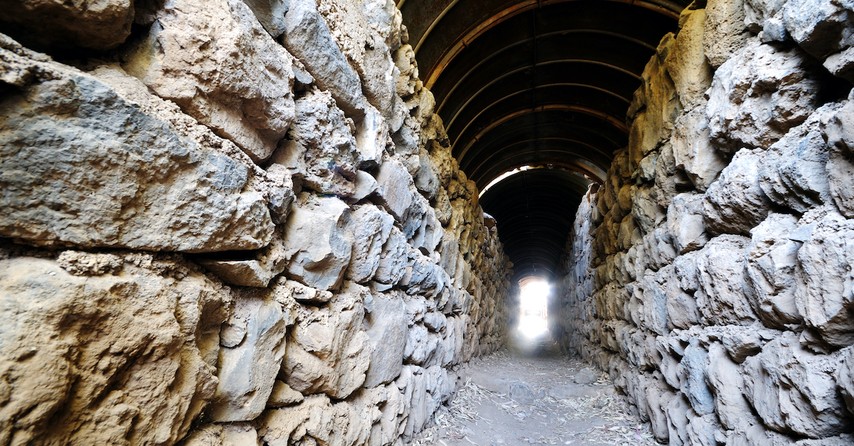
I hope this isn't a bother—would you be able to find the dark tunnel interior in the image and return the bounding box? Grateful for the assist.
[399,0,691,282]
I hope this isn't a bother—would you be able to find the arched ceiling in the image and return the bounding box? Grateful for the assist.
[399,0,689,281]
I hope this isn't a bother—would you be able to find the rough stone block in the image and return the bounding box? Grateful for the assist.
[363,292,408,387]
[125,0,295,162]
[745,213,803,328]
[696,235,758,325]
[0,38,274,253]
[703,148,773,236]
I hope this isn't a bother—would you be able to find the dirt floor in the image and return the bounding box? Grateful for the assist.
[407,338,658,446]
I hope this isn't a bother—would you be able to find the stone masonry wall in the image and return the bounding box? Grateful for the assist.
[557,0,854,444]
[0,1,511,444]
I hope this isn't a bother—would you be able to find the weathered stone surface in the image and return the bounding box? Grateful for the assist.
[743,332,851,438]
[703,148,772,236]
[199,236,289,287]
[0,38,274,252]
[671,108,726,190]
[282,284,371,399]
[826,97,854,218]
[282,0,366,117]
[210,292,289,422]
[707,343,754,430]
[696,235,757,325]
[706,40,819,151]
[273,88,360,196]
[666,193,709,254]
[796,210,854,347]
[664,7,712,109]
[703,0,748,67]
[346,204,394,283]
[746,213,803,328]
[398,365,455,437]
[744,0,791,42]
[782,0,854,80]
[759,110,836,214]
[241,0,288,37]
[268,380,305,407]
[363,292,408,387]
[0,256,227,445]
[260,394,372,446]
[680,339,715,415]
[280,193,352,291]
[0,0,133,51]
[125,0,295,162]
[838,346,854,416]
[184,423,260,446]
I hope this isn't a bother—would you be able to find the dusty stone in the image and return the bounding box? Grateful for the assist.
[125,0,295,162]
[746,213,804,328]
[0,256,227,445]
[696,235,758,325]
[345,204,395,284]
[680,339,715,415]
[0,39,275,252]
[363,292,408,387]
[706,40,819,151]
[743,332,852,437]
[782,0,854,80]
[838,346,854,416]
[56,250,123,276]
[210,292,288,422]
[199,236,289,287]
[282,0,366,117]
[280,193,352,291]
[272,88,360,196]
[0,0,133,51]
[703,148,772,236]
[703,0,748,67]
[374,226,411,286]
[268,380,304,407]
[282,283,370,399]
[744,0,790,42]
[184,423,259,446]
[796,210,854,348]
[260,394,372,446]
[273,278,333,305]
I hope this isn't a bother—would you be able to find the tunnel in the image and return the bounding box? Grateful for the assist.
[399,0,686,283]
[1,0,853,444]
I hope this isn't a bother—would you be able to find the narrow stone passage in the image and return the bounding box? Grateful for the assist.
[408,343,657,446]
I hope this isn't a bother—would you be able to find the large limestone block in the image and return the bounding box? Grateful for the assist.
[0,0,133,51]
[282,284,371,399]
[703,148,773,236]
[746,213,804,328]
[210,292,289,422]
[695,235,758,325]
[680,339,715,416]
[374,158,427,238]
[707,343,755,430]
[398,365,455,438]
[0,37,274,252]
[125,0,295,162]
[796,210,854,347]
[0,255,228,445]
[273,88,361,196]
[282,0,366,117]
[826,97,854,218]
[280,193,352,291]
[345,204,395,283]
[706,40,819,151]
[363,292,408,387]
[742,332,852,438]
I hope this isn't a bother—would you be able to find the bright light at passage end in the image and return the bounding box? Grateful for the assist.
[516,278,551,340]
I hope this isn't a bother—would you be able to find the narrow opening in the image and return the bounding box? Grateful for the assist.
[513,276,552,349]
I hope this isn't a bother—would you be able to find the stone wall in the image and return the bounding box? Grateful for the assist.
[0,1,511,444]
[557,0,854,444]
